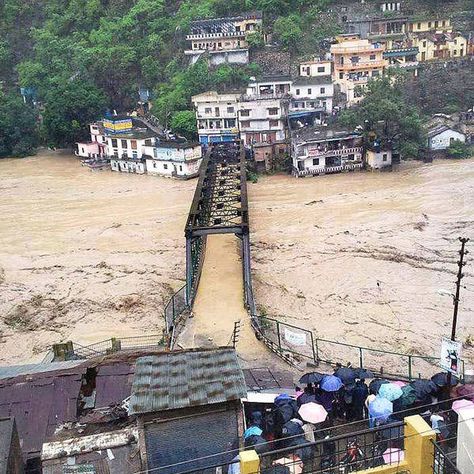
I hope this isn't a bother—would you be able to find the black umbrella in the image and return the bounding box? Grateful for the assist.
[369,379,390,395]
[299,372,325,384]
[410,379,438,400]
[431,372,459,387]
[356,368,374,379]
[334,367,357,385]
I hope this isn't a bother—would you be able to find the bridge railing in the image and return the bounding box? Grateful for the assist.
[164,284,188,347]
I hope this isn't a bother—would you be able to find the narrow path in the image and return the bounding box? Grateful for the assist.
[176,234,277,368]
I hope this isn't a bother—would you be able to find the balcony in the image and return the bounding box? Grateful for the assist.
[241,92,291,101]
[293,162,363,177]
[186,31,245,40]
[307,146,363,158]
[337,60,387,71]
[383,47,419,58]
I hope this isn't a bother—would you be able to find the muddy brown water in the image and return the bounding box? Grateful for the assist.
[0,151,473,369]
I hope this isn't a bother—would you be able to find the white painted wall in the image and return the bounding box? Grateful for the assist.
[366,150,392,169]
[457,408,474,474]
[429,129,466,150]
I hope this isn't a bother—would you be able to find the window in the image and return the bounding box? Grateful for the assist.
[240,121,251,128]
[121,139,128,148]
[442,20,446,27]
[179,165,183,172]
[307,88,312,95]
[227,106,234,113]
[370,54,376,60]
[423,41,427,48]
[320,87,325,94]
[132,151,138,159]
[339,72,344,79]
[317,66,325,73]
[269,119,279,127]
[205,107,212,114]
[164,163,168,170]
[382,153,388,162]
[372,70,380,77]
[454,39,457,45]
[240,109,250,117]
[296,89,300,95]
[417,22,421,29]
[131,140,137,150]
[312,158,319,166]
[268,108,279,115]
[454,50,457,56]
[111,138,118,147]
[428,22,432,28]
[435,21,438,28]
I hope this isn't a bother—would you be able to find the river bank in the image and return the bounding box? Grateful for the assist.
[0,151,472,366]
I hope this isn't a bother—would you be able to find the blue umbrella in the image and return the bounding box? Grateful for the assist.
[379,383,403,402]
[320,375,343,392]
[368,396,393,422]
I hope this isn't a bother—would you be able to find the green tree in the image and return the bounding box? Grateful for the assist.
[41,79,107,148]
[446,140,472,159]
[273,15,302,49]
[170,110,198,139]
[0,89,38,157]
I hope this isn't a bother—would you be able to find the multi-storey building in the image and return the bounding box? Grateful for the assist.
[142,141,202,179]
[245,75,292,97]
[331,38,388,105]
[75,122,108,159]
[299,60,332,78]
[346,17,408,40]
[289,76,334,114]
[411,31,468,61]
[192,91,240,145]
[408,18,451,33]
[291,127,364,177]
[184,12,262,65]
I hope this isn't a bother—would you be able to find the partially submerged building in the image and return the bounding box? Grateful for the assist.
[185,12,262,65]
[427,125,466,151]
[291,127,364,177]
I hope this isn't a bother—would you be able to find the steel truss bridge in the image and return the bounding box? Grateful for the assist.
[184,141,252,308]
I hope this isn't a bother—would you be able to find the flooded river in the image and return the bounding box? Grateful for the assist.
[0,151,473,366]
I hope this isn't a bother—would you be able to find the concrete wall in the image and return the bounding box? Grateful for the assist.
[428,129,466,150]
[366,149,392,169]
[457,408,474,474]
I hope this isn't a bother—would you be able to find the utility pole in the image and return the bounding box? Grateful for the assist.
[447,237,469,388]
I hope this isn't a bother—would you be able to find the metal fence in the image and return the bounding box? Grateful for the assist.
[164,284,188,346]
[255,316,463,381]
[432,440,461,474]
[67,334,165,360]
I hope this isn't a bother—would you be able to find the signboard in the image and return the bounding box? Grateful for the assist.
[284,328,307,346]
[440,337,462,376]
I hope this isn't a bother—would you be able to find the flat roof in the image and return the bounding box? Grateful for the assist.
[292,75,333,86]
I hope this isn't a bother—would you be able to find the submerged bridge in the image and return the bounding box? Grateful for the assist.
[184,141,253,312]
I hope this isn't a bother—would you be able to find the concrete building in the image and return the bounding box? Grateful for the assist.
[245,75,292,97]
[427,125,466,150]
[291,127,363,177]
[365,148,393,170]
[346,17,408,40]
[290,76,334,114]
[331,38,388,105]
[411,31,468,61]
[299,60,332,78]
[142,141,202,179]
[75,123,108,158]
[380,2,401,12]
[184,12,262,65]
[192,91,240,145]
[408,18,451,33]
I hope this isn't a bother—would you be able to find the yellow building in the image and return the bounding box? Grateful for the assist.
[412,32,468,61]
[330,38,388,105]
[408,18,451,33]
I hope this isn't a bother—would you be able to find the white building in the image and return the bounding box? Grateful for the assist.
[299,60,332,78]
[365,148,392,170]
[427,125,466,150]
[238,96,288,146]
[245,76,292,97]
[291,127,364,176]
[108,131,156,174]
[289,76,334,114]
[76,123,108,158]
[143,141,203,179]
[192,91,240,145]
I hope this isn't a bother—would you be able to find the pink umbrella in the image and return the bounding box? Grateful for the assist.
[452,399,474,414]
[392,381,406,387]
[383,448,405,464]
[298,402,328,424]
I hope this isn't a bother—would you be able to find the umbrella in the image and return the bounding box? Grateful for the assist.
[298,402,328,424]
[379,383,403,402]
[431,372,459,387]
[299,372,325,385]
[392,381,406,387]
[244,435,271,453]
[356,368,374,379]
[368,396,393,422]
[334,367,357,385]
[383,448,404,464]
[275,393,293,403]
[410,379,438,400]
[452,399,474,414]
[456,384,474,401]
[320,375,343,392]
[273,456,303,474]
[399,385,417,407]
[369,379,390,394]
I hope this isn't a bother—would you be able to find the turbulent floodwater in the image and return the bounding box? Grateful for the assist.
[0,151,473,366]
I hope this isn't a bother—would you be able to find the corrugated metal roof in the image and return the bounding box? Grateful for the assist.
[129,348,247,415]
[0,361,84,380]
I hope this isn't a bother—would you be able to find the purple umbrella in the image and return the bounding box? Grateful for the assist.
[320,375,343,392]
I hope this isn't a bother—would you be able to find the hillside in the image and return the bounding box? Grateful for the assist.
[0,0,473,155]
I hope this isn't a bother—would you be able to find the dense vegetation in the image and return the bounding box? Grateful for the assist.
[0,0,471,156]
